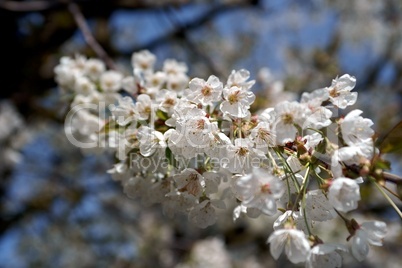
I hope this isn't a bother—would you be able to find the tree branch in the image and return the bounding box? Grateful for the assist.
[384,171,402,185]
[67,2,117,70]
[0,0,58,12]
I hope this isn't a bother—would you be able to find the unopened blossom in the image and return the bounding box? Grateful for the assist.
[306,243,348,268]
[328,177,361,213]
[234,168,284,215]
[350,221,387,261]
[268,228,310,264]
[327,74,357,109]
[220,86,255,118]
[187,75,223,105]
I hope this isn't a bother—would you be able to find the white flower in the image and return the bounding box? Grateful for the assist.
[187,75,223,105]
[189,199,225,228]
[220,86,255,118]
[331,143,374,178]
[350,221,387,261]
[234,168,284,216]
[328,177,361,212]
[303,190,336,222]
[250,121,275,151]
[132,50,156,73]
[301,87,329,106]
[162,191,197,218]
[273,101,309,145]
[226,69,255,90]
[123,176,151,200]
[121,76,138,95]
[107,162,131,183]
[306,243,348,268]
[54,56,81,89]
[204,132,232,159]
[74,75,96,96]
[163,58,188,75]
[84,58,105,80]
[145,71,167,90]
[327,74,357,109]
[111,96,137,125]
[157,89,178,115]
[174,168,205,198]
[268,229,310,264]
[183,113,217,148]
[273,210,308,233]
[303,132,323,151]
[341,109,374,146]
[203,171,222,194]
[224,138,265,173]
[166,72,189,91]
[137,126,166,157]
[135,94,153,120]
[100,70,123,92]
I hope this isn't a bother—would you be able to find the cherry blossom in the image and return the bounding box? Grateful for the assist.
[268,228,310,264]
[328,177,361,213]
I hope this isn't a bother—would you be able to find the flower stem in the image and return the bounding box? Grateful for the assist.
[373,180,402,219]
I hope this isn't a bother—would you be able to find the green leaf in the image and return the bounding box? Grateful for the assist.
[99,120,118,134]
[377,120,402,154]
[165,147,177,168]
[374,158,391,171]
[156,109,168,121]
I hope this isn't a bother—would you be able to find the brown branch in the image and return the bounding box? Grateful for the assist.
[0,0,191,13]
[0,0,58,12]
[384,171,402,185]
[67,2,117,70]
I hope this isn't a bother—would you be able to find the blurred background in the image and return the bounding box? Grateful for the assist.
[1,0,402,267]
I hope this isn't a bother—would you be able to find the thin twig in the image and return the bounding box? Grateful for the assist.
[373,180,402,219]
[67,2,117,70]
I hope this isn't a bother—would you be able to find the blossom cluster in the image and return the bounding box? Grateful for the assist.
[56,50,395,267]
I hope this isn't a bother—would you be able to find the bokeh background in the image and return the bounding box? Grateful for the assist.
[1,0,402,267]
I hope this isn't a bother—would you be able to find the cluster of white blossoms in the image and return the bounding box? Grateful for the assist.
[56,50,398,267]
